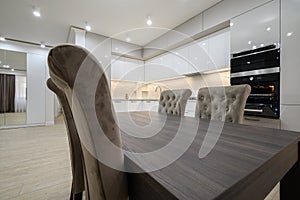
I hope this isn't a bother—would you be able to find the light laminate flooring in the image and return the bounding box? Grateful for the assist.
[0,115,279,200]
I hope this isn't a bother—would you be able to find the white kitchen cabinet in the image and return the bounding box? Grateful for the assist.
[280,105,300,132]
[111,57,144,82]
[207,28,230,71]
[280,0,300,104]
[203,0,271,30]
[230,0,280,54]
[187,37,210,73]
[27,53,46,125]
[145,56,178,81]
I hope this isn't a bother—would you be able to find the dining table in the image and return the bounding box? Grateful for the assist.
[116,111,300,200]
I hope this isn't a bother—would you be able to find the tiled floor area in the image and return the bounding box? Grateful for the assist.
[0,115,279,200]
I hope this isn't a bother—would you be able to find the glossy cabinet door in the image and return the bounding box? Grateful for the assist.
[203,0,270,30]
[26,53,46,125]
[280,0,300,132]
[208,28,230,71]
[187,37,210,73]
[145,55,178,81]
[111,57,144,82]
[230,0,280,54]
[280,0,300,105]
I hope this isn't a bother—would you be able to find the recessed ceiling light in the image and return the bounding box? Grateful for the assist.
[230,22,234,27]
[146,16,152,26]
[266,27,271,32]
[287,32,293,37]
[252,45,257,49]
[11,69,14,72]
[40,42,45,48]
[248,41,252,45]
[126,36,131,42]
[33,6,41,17]
[3,65,10,68]
[0,36,5,41]
[260,44,265,47]
[202,42,206,46]
[85,22,91,31]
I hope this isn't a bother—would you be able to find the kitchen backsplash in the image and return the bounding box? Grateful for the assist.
[111,70,230,99]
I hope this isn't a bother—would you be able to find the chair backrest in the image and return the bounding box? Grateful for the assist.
[158,89,192,116]
[195,85,251,123]
[47,45,128,200]
[47,78,84,195]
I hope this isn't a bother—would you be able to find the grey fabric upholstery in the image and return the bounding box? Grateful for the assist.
[47,45,128,200]
[47,78,84,198]
[195,85,251,124]
[158,89,192,116]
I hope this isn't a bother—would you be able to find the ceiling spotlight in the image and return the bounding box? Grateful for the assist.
[0,36,5,41]
[202,42,206,46]
[33,6,41,17]
[260,44,265,47]
[146,16,152,26]
[252,45,257,49]
[11,69,14,72]
[230,22,234,27]
[40,42,46,48]
[287,32,293,37]
[85,22,91,31]
[248,41,252,45]
[126,35,131,42]
[266,27,271,32]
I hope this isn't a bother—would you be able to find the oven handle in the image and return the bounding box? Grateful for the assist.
[244,108,263,113]
[231,67,280,78]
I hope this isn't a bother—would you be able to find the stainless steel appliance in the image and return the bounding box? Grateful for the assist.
[230,45,280,118]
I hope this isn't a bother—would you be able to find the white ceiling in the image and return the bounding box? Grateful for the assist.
[0,0,222,46]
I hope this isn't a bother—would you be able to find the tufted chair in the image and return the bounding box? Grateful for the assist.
[195,85,251,124]
[158,89,192,116]
[47,78,84,200]
[47,45,128,200]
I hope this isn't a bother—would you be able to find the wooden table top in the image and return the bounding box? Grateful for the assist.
[117,111,300,200]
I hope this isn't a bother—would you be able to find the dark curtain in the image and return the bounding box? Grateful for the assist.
[0,74,15,113]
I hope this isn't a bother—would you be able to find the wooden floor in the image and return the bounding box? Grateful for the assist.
[0,116,72,200]
[0,115,279,200]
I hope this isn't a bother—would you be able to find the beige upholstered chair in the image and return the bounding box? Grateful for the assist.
[47,78,84,200]
[47,45,128,200]
[158,89,192,116]
[195,85,251,124]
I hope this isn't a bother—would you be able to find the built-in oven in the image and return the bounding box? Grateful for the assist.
[230,45,280,118]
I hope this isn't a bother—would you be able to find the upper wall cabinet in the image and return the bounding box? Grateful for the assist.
[207,28,230,70]
[144,28,230,81]
[111,56,144,82]
[230,0,280,54]
[203,0,271,30]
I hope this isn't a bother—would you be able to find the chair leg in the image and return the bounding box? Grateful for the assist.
[74,192,83,200]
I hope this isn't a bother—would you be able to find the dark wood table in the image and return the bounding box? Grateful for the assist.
[117,111,300,200]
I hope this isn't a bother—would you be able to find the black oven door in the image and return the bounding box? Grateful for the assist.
[231,73,280,118]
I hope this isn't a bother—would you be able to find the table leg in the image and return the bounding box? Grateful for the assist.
[280,144,300,200]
